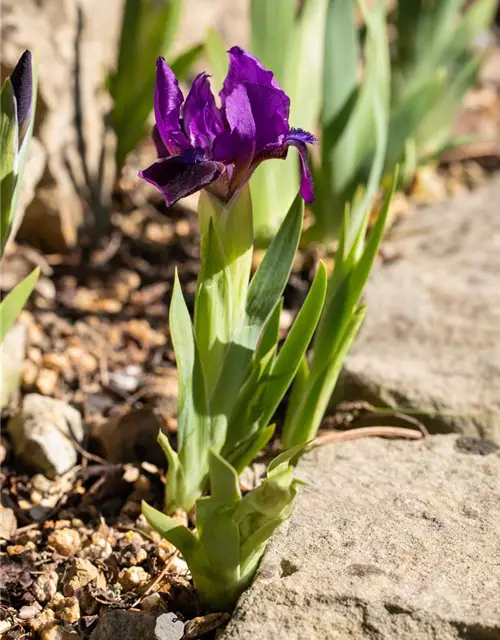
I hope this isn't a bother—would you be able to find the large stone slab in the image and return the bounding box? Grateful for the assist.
[222,436,500,640]
[336,176,500,442]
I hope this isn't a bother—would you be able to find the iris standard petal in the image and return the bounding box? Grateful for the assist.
[139,156,225,207]
[244,83,289,153]
[220,46,283,105]
[184,73,224,150]
[213,83,256,192]
[286,129,317,203]
[154,57,189,155]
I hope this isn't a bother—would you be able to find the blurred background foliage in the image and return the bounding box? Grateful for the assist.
[1,0,498,252]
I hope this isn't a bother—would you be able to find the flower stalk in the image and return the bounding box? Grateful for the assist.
[139,48,320,516]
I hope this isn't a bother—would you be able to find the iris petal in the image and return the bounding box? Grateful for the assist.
[154,57,189,155]
[10,50,32,143]
[286,130,316,203]
[220,46,283,103]
[213,83,256,192]
[244,83,289,152]
[221,47,290,154]
[184,73,224,150]
[139,156,225,207]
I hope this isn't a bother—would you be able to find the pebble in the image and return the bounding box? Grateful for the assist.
[118,566,151,592]
[18,603,42,620]
[80,533,113,561]
[42,353,69,373]
[124,319,166,347]
[154,612,185,640]
[239,466,255,493]
[7,544,24,555]
[8,394,84,477]
[32,570,59,603]
[35,367,59,396]
[29,607,56,632]
[167,555,189,575]
[88,610,156,639]
[139,593,166,614]
[48,528,81,556]
[23,359,40,386]
[0,505,17,540]
[52,594,80,623]
[175,220,190,238]
[0,620,12,633]
[122,466,141,483]
[63,558,106,596]
[40,622,82,639]
[110,365,142,393]
[66,347,98,374]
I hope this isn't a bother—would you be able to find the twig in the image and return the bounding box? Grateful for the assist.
[314,426,423,447]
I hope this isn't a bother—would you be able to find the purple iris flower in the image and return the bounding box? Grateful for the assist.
[139,46,316,207]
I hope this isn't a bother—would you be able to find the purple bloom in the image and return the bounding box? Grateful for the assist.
[9,50,33,145]
[139,47,316,207]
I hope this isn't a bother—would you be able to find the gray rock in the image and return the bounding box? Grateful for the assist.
[0,323,27,408]
[222,435,500,640]
[8,394,84,477]
[89,611,155,640]
[154,613,184,640]
[336,176,500,442]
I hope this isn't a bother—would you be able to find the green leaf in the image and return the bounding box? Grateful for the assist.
[442,0,496,63]
[194,451,242,579]
[282,305,366,447]
[313,0,390,242]
[110,0,184,167]
[239,515,284,573]
[209,449,241,503]
[285,0,328,132]
[245,194,304,342]
[395,0,461,94]
[385,70,445,175]
[268,442,309,475]
[205,28,228,92]
[157,431,184,514]
[322,0,358,129]
[168,271,210,512]
[258,261,327,428]
[0,267,39,344]
[142,500,203,564]
[194,218,232,395]
[283,173,397,447]
[415,55,481,155]
[250,0,295,86]
[209,194,304,456]
[198,186,254,335]
[222,349,275,467]
[255,299,282,363]
[0,78,18,256]
[230,425,275,475]
[285,354,309,424]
